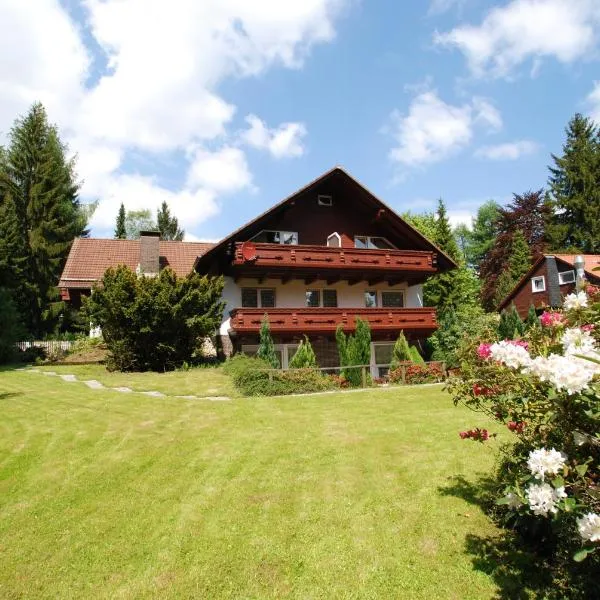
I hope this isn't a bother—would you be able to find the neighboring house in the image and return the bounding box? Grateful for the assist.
[59,167,456,375]
[498,254,600,318]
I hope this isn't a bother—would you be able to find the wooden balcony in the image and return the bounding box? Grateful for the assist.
[229,307,437,335]
[231,242,436,281]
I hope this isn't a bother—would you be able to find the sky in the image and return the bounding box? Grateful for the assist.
[1,0,600,240]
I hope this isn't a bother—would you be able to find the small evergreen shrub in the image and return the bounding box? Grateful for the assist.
[257,315,280,368]
[336,318,372,386]
[389,331,412,371]
[409,345,426,365]
[288,336,317,368]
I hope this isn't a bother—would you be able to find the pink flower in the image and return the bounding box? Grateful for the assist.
[459,428,493,442]
[477,343,492,359]
[507,421,526,434]
[581,324,595,333]
[508,339,529,350]
[540,311,564,327]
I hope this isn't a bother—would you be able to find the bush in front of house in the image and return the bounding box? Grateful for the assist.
[336,318,372,387]
[83,265,224,371]
[224,354,338,396]
[389,362,444,385]
[288,336,317,369]
[257,314,280,368]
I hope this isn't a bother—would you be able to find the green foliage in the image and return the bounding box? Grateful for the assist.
[115,203,126,239]
[83,265,224,371]
[409,345,425,365]
[125,209,156,239]
[389,363,444,385]
[335,318,372,386]
[434,198,460,261]
[402,211,437,242]
[389,331,412,371]
[498,305,525,340]
[493,269,516,309]
[464,200,501,270]
[0,103,85,336]
[224,354,335,396]
[156,201,184,241]
[547,113,600,253]
[0,288,25,364]
[289,336,317,369]
[508,229,532,282]
[257,315,280,368]
[525,305,539,329]
[428,306,499,369]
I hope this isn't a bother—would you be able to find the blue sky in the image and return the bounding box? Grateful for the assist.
[1,0,599,240]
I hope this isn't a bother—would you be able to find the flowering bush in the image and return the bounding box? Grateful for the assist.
[389,362,445,384]
[448,289,600,594]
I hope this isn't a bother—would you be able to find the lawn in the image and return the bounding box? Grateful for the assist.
[36,363,237,398]
[0,368,505,599]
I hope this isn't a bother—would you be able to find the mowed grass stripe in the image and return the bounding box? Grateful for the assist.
[0,368,501,599]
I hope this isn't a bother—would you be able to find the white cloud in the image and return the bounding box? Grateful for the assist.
[186,147,253,193]
[388,91,502,167]
[428,0,466,17]
[475,140,539,160]
[434,0,600,78]
[587,81,600,123]
[448,212,474,229]
[241,114,307,158]
[0,0,346,235]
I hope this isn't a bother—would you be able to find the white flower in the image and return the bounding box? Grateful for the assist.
[577,513,600,542]
[490,341,531,369]
[526,483,567,516]
[503,492,523,509]
[527,447,567,481]
[563,291,588,311]
[524,354,597,395]
[562,328,597,355]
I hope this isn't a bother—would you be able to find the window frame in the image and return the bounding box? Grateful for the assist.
[305,290,321,308]
[381,290,405,308]
[241,287,276,308]
[317,194,333,207]
[364,290,378,308]
[327,232,341,247]
[558,270,576,285]
[354,235,397,250]
[249,229,299,245]
[531,276,546,293]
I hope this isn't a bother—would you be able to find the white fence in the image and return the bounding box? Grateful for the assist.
[16,340,74,354]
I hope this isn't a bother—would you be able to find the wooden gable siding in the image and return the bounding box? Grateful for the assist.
[508,260,551,317]
[246,176,413,250]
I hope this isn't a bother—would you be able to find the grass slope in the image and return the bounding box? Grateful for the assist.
[0,369,502,599]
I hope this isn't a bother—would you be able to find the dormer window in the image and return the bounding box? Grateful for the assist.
[250,230,298,245]
[318,194,333,206]
[354,236,395,250]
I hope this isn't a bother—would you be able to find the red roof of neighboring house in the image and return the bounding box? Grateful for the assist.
[553,254,600,273]
[59,238,214,289]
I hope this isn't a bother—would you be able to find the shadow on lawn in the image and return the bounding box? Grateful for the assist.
[439,475,553,600]
[0,391,23,400]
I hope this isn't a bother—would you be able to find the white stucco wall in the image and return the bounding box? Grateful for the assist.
[219,276,424,334]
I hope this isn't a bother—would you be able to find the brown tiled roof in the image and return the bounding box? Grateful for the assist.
[554,254,600,274]
[59,238,215,289]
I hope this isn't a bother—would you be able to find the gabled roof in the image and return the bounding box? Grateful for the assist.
[195,166,457,272]
[59,238,214,289]
[498,254,600,311]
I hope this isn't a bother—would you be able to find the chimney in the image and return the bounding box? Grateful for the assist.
[139,231,160,276]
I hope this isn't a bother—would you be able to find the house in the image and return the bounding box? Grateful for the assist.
[498,254,600,318]
[59,167,456,375]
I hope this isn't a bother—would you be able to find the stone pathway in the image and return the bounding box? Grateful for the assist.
[24,368,231,402]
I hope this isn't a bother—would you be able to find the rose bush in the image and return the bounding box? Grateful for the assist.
[448,289,599,596]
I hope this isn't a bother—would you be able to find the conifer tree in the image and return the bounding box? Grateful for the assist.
[467,200,501,271]
[156,201,184,241]
[434,198,460,262]
[257,315,279,368]
[289,336,317,368]
[508,229,532,282]
[526,305,539,329]
[0,103,84,335]
[547,113,600,252]
[115,203,127,239]
[390,330,412,370]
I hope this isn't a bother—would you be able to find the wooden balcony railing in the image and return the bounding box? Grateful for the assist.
[232,242,436,274]
[229,307,437,334]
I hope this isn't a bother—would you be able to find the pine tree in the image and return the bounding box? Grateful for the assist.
[257,315,279,368]
[409,345,425,365]
[390,331,412,370]
[0,103,84,336]
[508,229,532,282]
[434,198,460,261]
[156,201,184,241]
[115,203,127,239]
[289,336,317,368]
[547,113,600,253]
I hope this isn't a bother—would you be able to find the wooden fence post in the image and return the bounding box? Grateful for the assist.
[401,364,406,384]
[361,366,367,388]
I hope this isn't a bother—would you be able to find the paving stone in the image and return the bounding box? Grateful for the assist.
[60,374,78,382]
[174,395,198,400]
[205,396,231,402]
[43,371,57,376]
[141,390,165,397]
[112,387,133,393]
[84,380,105,389]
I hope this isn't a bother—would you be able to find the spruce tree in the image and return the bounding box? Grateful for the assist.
[156,201,184,241]
[289,336,317,368]
[547,113,600,252]
[526,305,539,329]
[390,331,412,370]
[257,315,279,368]
[115,203,127,239]
[0,103,84,336]
[434,198,460,261]
[509,229,532,282]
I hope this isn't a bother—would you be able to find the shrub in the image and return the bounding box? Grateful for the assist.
[447,289,600,595]
[409,345,426,365]
[389,363,444,385]
[257,315,280,368]
[83,266,224,371]
[288,336,317,368]
[389,331,411,371]
[498,303,525,340]
[336,318,371,386]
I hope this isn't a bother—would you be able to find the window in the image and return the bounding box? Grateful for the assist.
[318,194,333,206]
[354,236,395,250]
[250,230,298,245]
[381,291,404,308]
[241,288,276,308]
[306,290,320,307]
[322,289,338,307]
[327,232,341,247]
[531,276,546,293]
[364,290,378,308]
[558,270,575,285]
